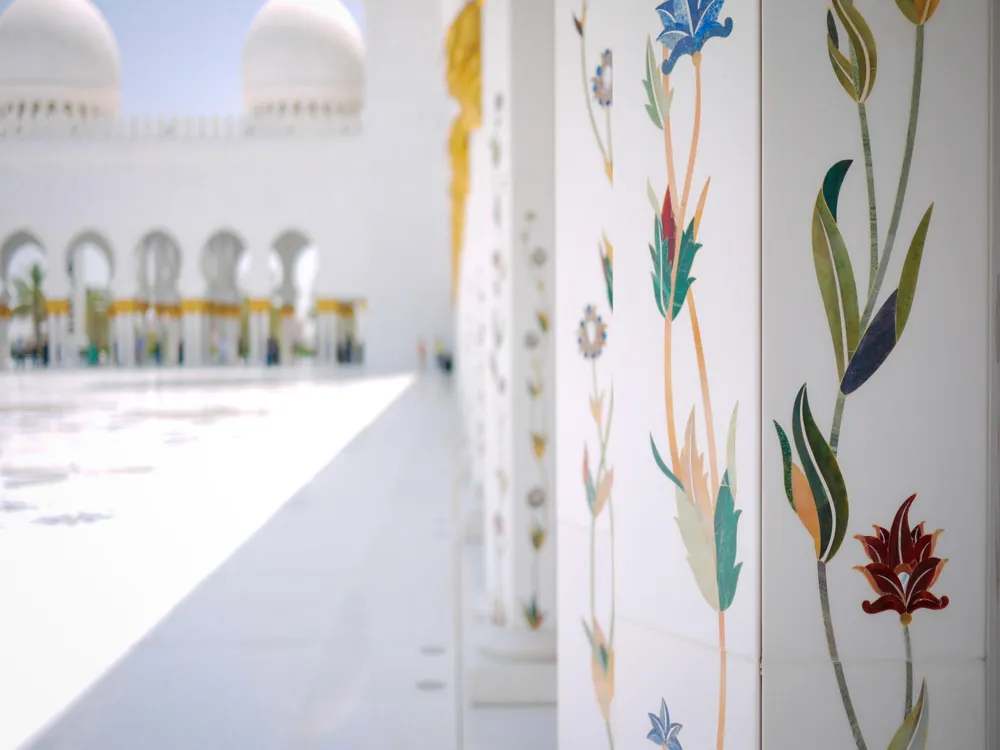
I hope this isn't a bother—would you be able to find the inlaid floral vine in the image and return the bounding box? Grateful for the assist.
[572,1,616,746]
[771,2,944,748]
[574,1,614,183]
[642,3,740,749]
[488,92,509,626]
[521,210,551,630]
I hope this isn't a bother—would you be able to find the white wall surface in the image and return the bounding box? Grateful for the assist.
[364,0,453,373]
[0,134,367,304]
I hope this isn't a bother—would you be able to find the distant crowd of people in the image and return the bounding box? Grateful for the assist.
[10,332,366,368]
[417,337,452,374]
[9,337,49,368]
[336,334,361,364]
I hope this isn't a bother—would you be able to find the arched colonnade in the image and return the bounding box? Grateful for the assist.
[0,227,365,370]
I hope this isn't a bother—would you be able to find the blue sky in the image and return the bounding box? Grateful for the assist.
[0,0,365,116]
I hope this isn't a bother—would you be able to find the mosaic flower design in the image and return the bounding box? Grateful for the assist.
[573,0,613,182]
[646,699,683,749]
[655,0,733,75]
[578,305,608,360]
[530,526,546,550]
[583,618,614,722]
[527,487,547,508]
[894,0,940,25]
[523,596,544,629]
[592,49,613,107]
[854,494,949,624]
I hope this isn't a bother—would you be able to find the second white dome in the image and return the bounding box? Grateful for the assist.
[242,0,365,116]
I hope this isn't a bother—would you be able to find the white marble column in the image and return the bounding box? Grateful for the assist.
[279,304,295,366]
[314,308,335,365]
[247,301,269,366]
[43,255,71,367]
[181,300,206,367]
[108,245,139,368]
[44,300,69,367]
[243,244,272,367]
[0,302,10,371]
[162,305,181,366]
[71,250,88,354]
[471,0,556,705]
[110,304,138,367]
[457,117,492,544]
[224,310,240,365]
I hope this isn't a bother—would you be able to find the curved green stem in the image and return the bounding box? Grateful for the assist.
[829,391,848,455]
[579,28,609,171]
[605,718,615,749]
[903,622,913,717]
[589,516,596,618]
[858,102,879,293]
[818,561,868,750]
[608,461,616,646]
[606,106,613,171]
[860,24,925,332]
[842,0,879,291]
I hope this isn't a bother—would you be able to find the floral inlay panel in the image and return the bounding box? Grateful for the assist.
[770,1,945,748]
[640,2,741,749]
[521,210,552,630]
[572,0,616,746]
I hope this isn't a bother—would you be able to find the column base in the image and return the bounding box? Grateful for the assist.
[468,623,557,705]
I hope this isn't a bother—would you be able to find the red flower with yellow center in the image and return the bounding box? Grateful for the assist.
[853,494,949,625]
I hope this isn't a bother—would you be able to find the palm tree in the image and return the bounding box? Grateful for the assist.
[12,263,46,348]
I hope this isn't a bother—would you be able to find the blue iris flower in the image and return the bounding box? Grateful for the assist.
[655,0,734,75]
[646,698,683,749]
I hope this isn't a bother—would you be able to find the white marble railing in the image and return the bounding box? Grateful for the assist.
[0,113,363,140]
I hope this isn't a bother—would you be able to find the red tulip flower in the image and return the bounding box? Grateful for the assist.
[853,494,949,624]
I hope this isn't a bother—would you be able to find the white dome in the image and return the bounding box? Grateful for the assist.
[0,0,121,114]
[242,0,365,115]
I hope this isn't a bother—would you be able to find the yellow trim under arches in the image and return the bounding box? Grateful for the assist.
[315,298,355,317]
[445,0,483,303]
[45,298,70,315]
[107,299,144,317]
[180,298,211,315]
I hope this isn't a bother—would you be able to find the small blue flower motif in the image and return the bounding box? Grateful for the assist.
[646,698,683,750]
[591,49,613,108]
[655,0,734,76]
[577,305,607,360]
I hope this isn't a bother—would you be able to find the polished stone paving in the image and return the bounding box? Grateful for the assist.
[0,368,555,749]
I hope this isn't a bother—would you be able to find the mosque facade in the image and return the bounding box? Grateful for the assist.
[0,0,454,372]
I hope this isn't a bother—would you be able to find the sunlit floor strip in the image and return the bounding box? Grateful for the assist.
[0,372,413,750]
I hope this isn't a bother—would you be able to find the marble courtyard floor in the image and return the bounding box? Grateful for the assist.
[0,368,554,750]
